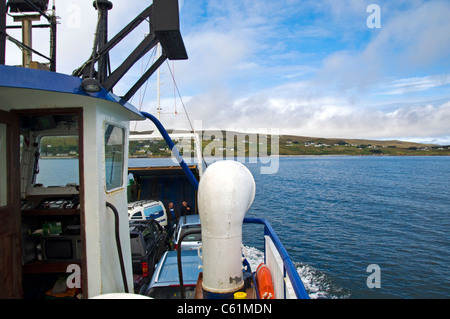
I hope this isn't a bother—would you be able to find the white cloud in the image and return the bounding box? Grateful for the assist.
[364,1,450,72]
[182,74,450,142]
[176,29,255,92]
[380,74,450,95]
[4,0,450,144]
[315,1,450,92]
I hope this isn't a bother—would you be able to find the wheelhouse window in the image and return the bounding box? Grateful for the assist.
[19,113,80,190]
[34,136,79,187]
[104,124,125,191]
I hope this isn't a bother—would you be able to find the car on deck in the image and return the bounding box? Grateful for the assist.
[129,219,169,294]
[128,200,168,227]
[144,249,202,299]
[173,214,201,250]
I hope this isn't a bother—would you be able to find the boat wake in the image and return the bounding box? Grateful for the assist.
[244,246,350,299]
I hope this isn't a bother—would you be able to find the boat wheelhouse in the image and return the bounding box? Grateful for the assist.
[0,0,188,298]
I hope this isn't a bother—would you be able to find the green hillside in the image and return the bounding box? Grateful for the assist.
[129,131,450,157]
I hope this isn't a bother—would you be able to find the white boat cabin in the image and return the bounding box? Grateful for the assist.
[0,0,187,299]
[0,65,144,298]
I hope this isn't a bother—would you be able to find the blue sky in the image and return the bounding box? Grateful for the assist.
[173,0,450,144]
[5,0,450,144]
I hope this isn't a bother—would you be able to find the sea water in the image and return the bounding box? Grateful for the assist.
[241,156,450,299]
[37,156,450,298]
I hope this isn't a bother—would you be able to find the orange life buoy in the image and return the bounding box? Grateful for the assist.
[256,263,275,299]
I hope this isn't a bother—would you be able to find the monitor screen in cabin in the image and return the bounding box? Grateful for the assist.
[44,239,73,260]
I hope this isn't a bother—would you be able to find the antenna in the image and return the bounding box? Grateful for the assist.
[0,1,5,65]
[93,0,112,84]
[157,43,161,120]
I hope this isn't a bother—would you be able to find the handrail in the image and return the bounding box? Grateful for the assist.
[243,217,310,299]
[177,229,202,299]
[140,111,199,190]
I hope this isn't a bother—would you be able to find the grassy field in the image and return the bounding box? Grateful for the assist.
[130,130,450,157]
[39,131,450,158]
[275,134,450,156]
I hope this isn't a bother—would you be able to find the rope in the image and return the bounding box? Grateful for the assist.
[132,45,157,131]
[165,61,194,133]
[165,60,208,168]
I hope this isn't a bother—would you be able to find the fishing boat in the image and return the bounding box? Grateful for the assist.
[0,0,309,299]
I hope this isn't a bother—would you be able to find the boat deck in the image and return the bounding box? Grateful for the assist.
[193,273,257,299]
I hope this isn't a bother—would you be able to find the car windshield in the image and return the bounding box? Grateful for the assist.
[148,222,160,234]
[129,233,143,255]
[179,226,201,242]
[147,286,196,299]
[130,211,143,219]
[144,205,163,216]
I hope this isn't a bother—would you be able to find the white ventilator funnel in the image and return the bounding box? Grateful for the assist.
[198,160,256,295]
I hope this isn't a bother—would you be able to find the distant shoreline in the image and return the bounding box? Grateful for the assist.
[129,153,450,159]
[41,153,450,160]
[40,156,78,159]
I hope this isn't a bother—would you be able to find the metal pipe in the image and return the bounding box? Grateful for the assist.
[0,0,6,65]
[94,0,112,84]
[140,111,199,190]
[49,2,56,71]
[22,19,32,67]
[176,229,201,299]
[106,201,129,293]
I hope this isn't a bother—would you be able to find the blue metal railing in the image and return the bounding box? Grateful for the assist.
[244,217,310,299]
